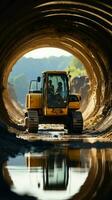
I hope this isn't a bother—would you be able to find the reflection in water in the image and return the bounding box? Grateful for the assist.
[1,147,112,200]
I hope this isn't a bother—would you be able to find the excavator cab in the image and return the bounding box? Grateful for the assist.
[25,71,83,133]
[41,71,69,116]
[45,72,68,108]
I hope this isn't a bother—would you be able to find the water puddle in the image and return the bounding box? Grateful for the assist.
[1,146,112,200]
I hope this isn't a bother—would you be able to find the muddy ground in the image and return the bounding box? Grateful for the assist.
[0,123,112,151]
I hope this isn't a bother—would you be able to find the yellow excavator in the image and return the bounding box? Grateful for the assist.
[24,71,83,134]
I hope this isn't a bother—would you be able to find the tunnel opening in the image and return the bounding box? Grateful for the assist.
[0,0,111,135]
[7,47,89,127]
[8,47,88,108]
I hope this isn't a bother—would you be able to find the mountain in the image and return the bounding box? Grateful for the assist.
[8,56,73,106]
[9,56,73,83]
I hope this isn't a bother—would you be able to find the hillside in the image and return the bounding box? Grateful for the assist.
[9,56,73,83]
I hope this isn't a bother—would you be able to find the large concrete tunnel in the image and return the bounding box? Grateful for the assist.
[0,0,111,134]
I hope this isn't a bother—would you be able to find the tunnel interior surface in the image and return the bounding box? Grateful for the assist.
[0,0,112,133]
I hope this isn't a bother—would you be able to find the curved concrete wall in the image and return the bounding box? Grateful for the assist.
[0,0,111,132]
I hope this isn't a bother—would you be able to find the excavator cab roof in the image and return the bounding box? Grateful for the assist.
[42,71,68,75]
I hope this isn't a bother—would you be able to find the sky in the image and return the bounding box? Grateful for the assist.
[24,47,72,59]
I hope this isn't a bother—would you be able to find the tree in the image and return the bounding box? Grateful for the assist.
[65,58,87,78]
